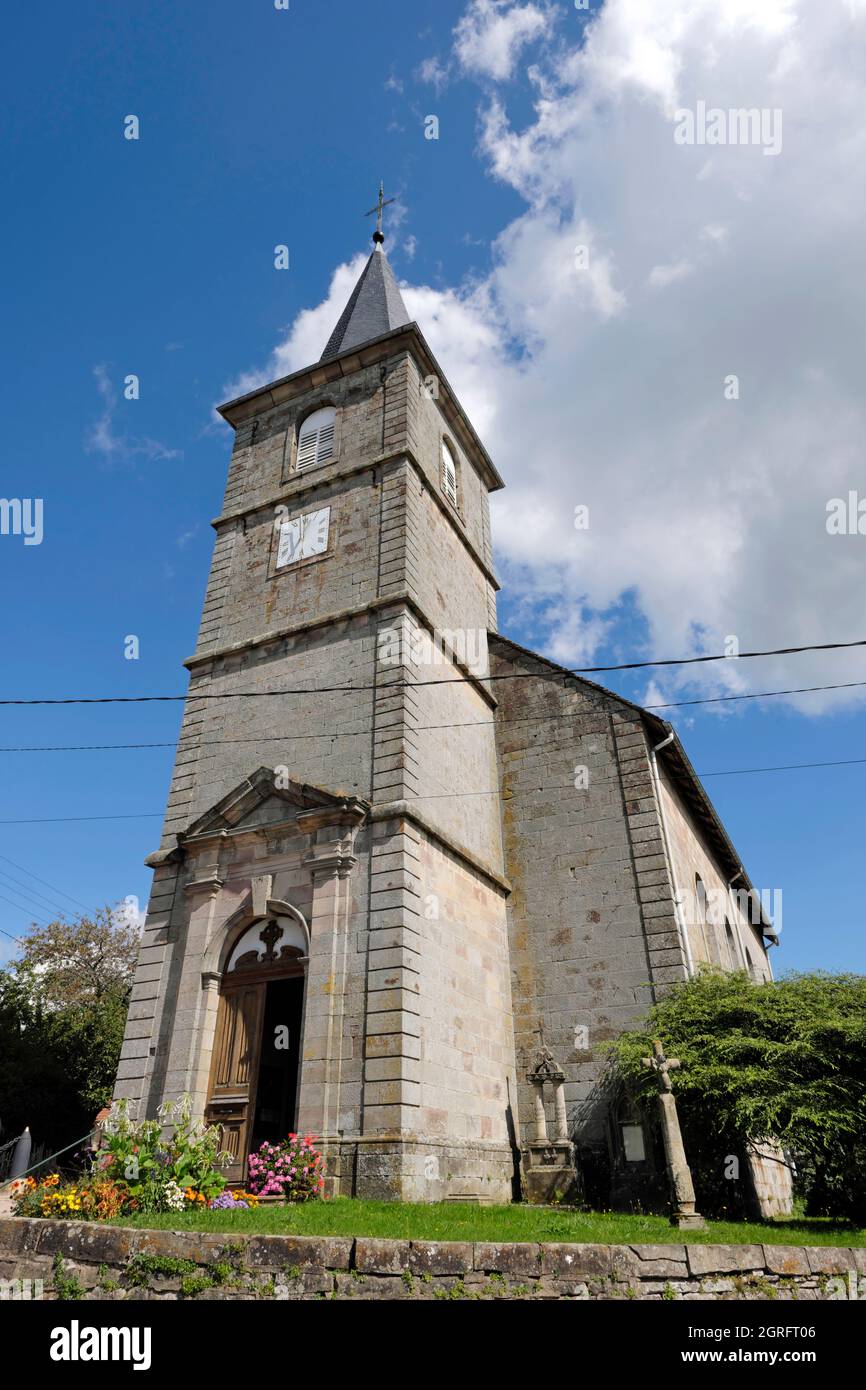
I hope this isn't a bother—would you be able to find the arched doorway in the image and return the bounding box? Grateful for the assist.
[204,913,307,1184]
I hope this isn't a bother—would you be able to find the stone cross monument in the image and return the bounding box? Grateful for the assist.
[642,1039,707,1230]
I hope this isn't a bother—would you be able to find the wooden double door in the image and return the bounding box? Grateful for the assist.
[204,962,305,1184]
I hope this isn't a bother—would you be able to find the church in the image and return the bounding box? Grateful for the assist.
[114,208,779,1208]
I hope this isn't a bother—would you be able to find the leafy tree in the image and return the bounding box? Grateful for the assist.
[0,908,137,1152]
[610,970,866,1223]
[14,907,139,1007]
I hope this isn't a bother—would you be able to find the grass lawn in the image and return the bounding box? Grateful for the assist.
[117,1199,866,1247]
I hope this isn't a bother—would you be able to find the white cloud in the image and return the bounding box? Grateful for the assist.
[451,0,866,715]
[221,255,369,402]
[113,896,146,933]
[86,364,181,463]
[176,524,200,549]
[454,1,553,81]
[416,56,451,93]
[648,258,694,289]
[229,0,866,718]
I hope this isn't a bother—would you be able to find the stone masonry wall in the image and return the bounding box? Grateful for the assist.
[656,760,772,981]
[2,1220,862,1301]
[489,639,676,1150]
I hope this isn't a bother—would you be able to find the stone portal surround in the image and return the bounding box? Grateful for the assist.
[1,1219,862,1301]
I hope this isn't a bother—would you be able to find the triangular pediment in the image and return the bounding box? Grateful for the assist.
[181,767,368,839]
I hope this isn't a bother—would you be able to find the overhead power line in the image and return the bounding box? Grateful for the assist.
[0,752,863,828]
[0,892,49,929]
[0,853,91,913]
[699,756,866,777]
[1,677,865,754]
[0,813,163,826]
[0,868,72,921]
[0,637,864,706]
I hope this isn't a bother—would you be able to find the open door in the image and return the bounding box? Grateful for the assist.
[204,983,265,1184]
[204,915,307,1185]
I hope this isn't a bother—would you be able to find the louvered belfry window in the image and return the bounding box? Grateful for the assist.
[297,406,336,471]
[441,439,458,505]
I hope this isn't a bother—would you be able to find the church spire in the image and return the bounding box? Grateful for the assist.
[319,183,411,362]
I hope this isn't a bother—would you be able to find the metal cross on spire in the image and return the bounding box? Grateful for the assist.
[365,181,396,245]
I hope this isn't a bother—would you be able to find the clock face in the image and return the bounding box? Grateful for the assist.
[276,507,330,568]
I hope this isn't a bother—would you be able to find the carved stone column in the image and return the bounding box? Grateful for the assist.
[161,868,224,1121]
[521,1043,580,1206]
[189,970,222,1118]
[295,802,366,1190]
[554,1080,569,1142]
[532,1083,548,1142]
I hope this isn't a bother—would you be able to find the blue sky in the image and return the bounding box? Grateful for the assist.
[0,0,863,975]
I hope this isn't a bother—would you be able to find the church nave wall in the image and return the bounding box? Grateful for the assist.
[489,639,683,1164]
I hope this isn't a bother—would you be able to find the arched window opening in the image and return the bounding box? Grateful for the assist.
[297,406,336,471]
[695,876,708,924]
[227,914,307,972]
[615,1097,647,1164]
[694,875,718,963]
[441,438,458,505]
[724,919,738,971]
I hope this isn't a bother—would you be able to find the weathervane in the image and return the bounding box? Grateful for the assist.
[365,181,396,245]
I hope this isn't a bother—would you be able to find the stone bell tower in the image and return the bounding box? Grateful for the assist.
[114,198,520,1200]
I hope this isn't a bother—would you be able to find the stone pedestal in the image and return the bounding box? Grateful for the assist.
[523,1139,580,1206]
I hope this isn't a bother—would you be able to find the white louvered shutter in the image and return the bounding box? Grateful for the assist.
[441,440,458,505]
[297,407,336,471]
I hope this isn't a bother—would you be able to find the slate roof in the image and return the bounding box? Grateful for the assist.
[320,245,411,361]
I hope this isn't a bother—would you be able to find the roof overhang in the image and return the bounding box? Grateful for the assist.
[217,322,504,493]
[652,728,778,944]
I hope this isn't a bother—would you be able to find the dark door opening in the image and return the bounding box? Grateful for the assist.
[249,976,304,1152]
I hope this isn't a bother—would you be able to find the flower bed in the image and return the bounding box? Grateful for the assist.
[247,1134,325,1202]
[9,1098,322,1220]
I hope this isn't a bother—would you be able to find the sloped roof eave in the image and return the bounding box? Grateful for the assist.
[217,321,504,492]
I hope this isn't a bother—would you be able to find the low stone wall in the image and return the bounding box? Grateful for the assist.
[0,1218,863,1300]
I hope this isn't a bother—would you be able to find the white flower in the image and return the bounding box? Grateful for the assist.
[162,1179,186,1212]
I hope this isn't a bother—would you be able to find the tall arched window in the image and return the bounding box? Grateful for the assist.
[695,876,708,925]
[724,919,738,971]
[441,438,458,505]
[297,406,336,471]
[694,875,719,964]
